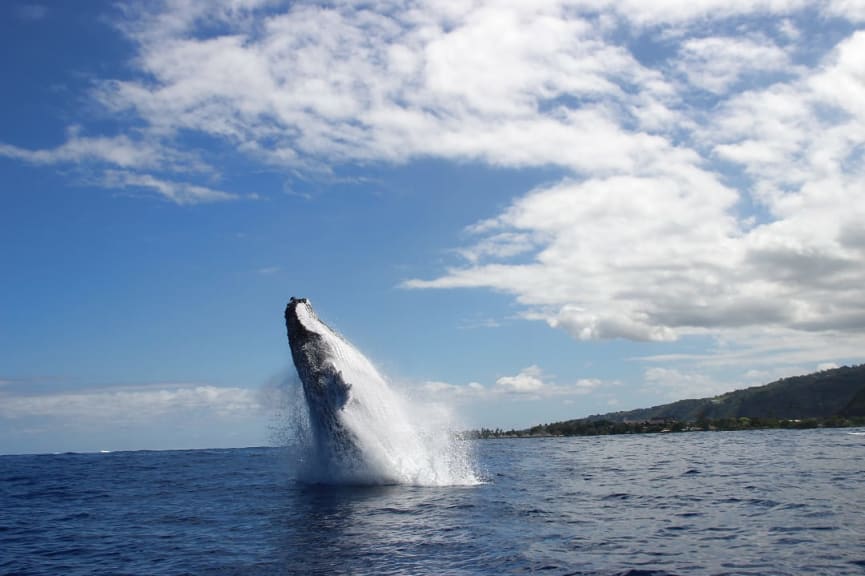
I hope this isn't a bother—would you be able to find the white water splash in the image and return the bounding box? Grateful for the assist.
[284,305,479,487]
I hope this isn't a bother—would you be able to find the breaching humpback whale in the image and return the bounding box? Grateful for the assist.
[284,297,359,459]
[284,296,477,485]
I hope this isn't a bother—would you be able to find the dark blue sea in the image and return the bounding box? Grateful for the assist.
[2,428,864,575]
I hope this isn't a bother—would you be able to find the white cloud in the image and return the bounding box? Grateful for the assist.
[421,380,487,398]
[496,365,547,393]
[0,1,674,202]
[456,232,539,264]
[676,35,792,94]
[421,367,614,401]
[777,18,800,40]
[0,383,261,422]
[0,129,164,170]
[5,2,853,188]
[0,127,240,205]
[589,0,810,27]
[2,1,863,377]
[4,1,857,185]
[403,22,865,377]
[643,366,732,400]
[825,0,865,22]
[89,1,679,178]
[100,170,247,205]
[90,5,865,362]
[406,170,744,342]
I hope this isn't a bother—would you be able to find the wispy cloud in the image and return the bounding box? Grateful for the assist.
[14,4,48,21]
[100,170,248,205]
[676,35,793,94]
[0,383,261,422]
[256,265,281,276]
[0,126,241,205]
[0,129,162,169]
[642,366,731,400]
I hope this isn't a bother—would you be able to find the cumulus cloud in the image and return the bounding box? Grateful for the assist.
[496,365,547,393]
[87,0,679,178]
[3,0,864,375]
[402,15,865,374]
[4,1,857,184]
[406,170,743,342]
[5,1,851,187]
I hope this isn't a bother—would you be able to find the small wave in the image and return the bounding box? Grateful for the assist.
[613,570,682,576]
[602,492,632,501]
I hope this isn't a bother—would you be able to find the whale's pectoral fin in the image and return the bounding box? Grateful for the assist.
[326,369,351,410]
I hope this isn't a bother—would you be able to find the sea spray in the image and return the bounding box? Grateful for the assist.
[282,298,478,486]
[265,372,313,457]
[275,377,478,486]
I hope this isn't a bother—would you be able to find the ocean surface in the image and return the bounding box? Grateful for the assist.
[2,428,864,575]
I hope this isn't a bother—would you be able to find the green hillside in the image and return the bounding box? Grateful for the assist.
[495,365,865,438]
[589,364,865,423]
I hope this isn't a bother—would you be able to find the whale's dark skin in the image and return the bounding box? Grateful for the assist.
[284,297,357,456]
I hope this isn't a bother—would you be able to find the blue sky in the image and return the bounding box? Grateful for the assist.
[2,1,864,454]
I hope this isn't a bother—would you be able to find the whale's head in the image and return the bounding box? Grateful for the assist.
[284,297,315,346]
[285,297,352,433]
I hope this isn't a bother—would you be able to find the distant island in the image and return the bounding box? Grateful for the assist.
[472,364,865,438]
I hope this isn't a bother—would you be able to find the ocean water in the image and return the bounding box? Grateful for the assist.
[2,428,864,576]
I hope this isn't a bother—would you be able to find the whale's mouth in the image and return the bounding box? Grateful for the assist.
[285,296,316,335]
